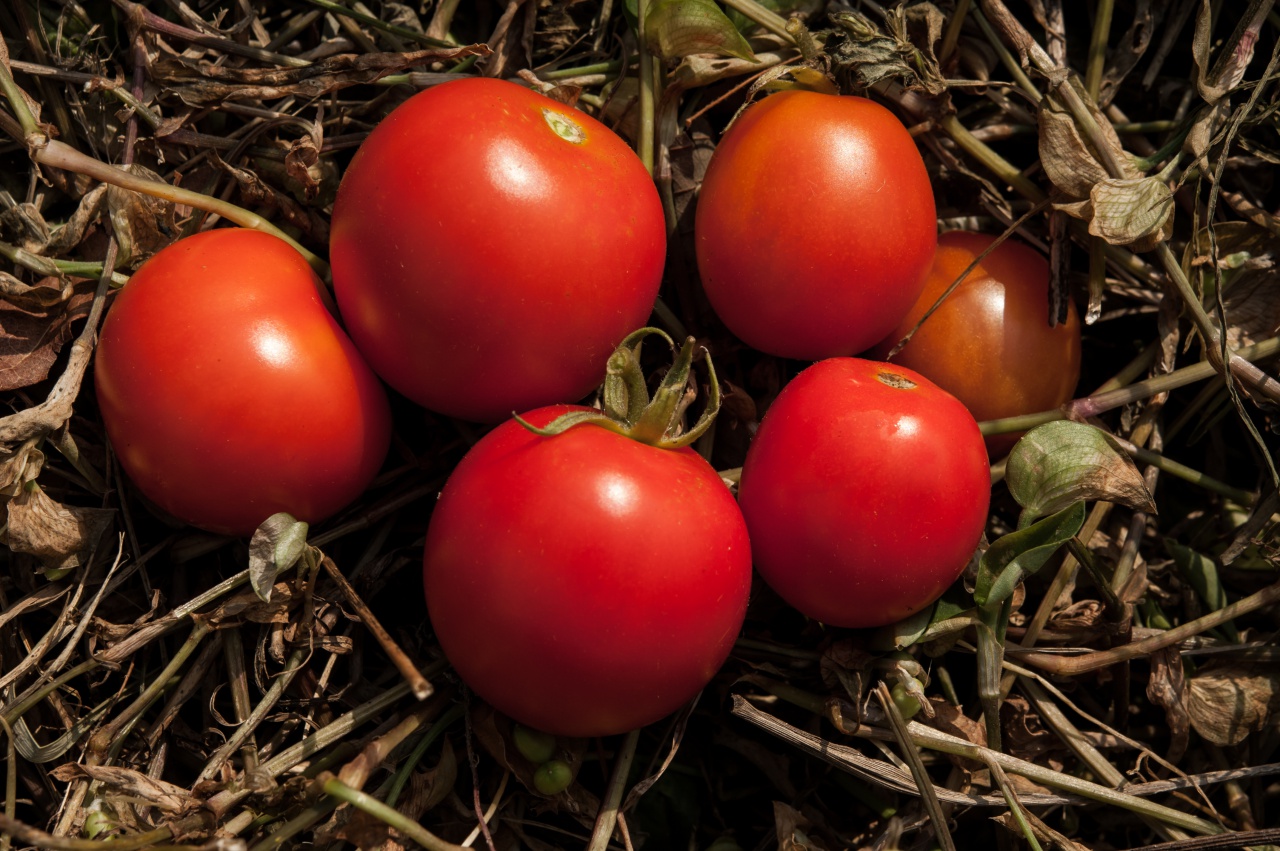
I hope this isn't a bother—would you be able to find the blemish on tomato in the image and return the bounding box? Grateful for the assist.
[542,108,586,144]
[876,370,917,390]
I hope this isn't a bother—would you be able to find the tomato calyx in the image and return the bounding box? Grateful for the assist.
[514,327,722,449]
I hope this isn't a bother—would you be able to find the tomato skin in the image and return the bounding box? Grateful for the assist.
[330,77,666,422]
[871,231,1082,456]
[422,406,752,737]
[694,91,936,360]
[737,358,990,629]
[94,229,392,536]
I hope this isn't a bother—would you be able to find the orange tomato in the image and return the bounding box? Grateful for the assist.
[871,231,1081,456]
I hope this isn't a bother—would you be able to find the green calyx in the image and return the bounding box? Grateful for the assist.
[515,327,721,449]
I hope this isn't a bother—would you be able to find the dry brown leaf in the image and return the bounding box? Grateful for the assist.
[151,45,491,106]
[774,801,828,851]
[1146,645,1190,762]
[4,482,114,573]
[48,764,196,813]
[1186,662,1280,746]
[1223,267,1280,349]
[926,697,987,747]
[0,278,96,393]
[106,165,178,268]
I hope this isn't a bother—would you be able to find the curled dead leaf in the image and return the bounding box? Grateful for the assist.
[4,481,113,573]
[1186,662,1280,746]
[49,764,196,813]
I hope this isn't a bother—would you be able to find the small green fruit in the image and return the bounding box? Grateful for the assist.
[533,759,574,795]
[513,724,556,764]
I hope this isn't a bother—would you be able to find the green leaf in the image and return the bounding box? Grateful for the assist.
[1007,421,1157,527]
[974,502,1086,609]
[249,512,309,603]
[870,604,935,652]
[645,0,758,62]
[1166,540,1239,642]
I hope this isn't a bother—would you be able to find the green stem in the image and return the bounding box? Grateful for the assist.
[0,57,39,138]
[938,113,1043,199]
[1110,437,1256,505]
[0,239,129,285]
[1084,0,1115,101]
[32,138,329,278]
[321,777,465,851]
[88,620,214,760]
[1065,537,1125,620]
[875,684,958,851]
[245,798,339,851]
[938,0,972,63]
[971,8,1041,102]
[0,716,15,851]
[385,703,464,807]
[587,729,641,851]
[980,335,1280,434]
[637,0,655,175]
[720,0,794,41]
[542,60,623,80]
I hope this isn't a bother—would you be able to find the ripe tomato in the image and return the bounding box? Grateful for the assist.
[694,91,936,360]
[737,358,990,628]
[422,405,752,737]
[95,229,392,536]
[330,77,666,422]
[871,230,1082,456]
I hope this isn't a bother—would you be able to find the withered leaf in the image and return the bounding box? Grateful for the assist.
[4,482,114,572]
[1222,266,1280,349]
[1075,176,1175,252]
[0,279,96,393]
[106,165,178,268]
[48,764,196,813]
[1006,421,1157,522]
[926,697,987,747]
[646,0,757,62]
[1146,645,1190,762]
[151,45,491,106]
[284,134,323,203]
[211,153,330,243]
[1038,97,1115,200]
[1186,662,1280,746]
[774,801,828,850]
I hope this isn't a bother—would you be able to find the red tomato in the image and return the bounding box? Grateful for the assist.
[95,229,392,536]
[422,406,752,737]
[871,230,1082,456]
[737,358,990,628]
[695,91,936,360]
[330,77,666,422]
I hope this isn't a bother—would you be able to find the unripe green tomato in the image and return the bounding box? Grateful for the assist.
[533,759,574,795]
[512,724,556,764]
[890,681,922,720]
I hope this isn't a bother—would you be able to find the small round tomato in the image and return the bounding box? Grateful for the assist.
[871,231,1082,456]
[423,406,752,737]
[95,228,392,536]
[330,77,666,423]
[695,91,936,360]
[737,358,990,628]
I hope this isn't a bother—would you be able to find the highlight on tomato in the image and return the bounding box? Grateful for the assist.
[694,90,937,360]
[871,230,1082,456]
[330,76,666,423]
[422,331,752,737]
[94,228,393,537]
[737,358,990,629]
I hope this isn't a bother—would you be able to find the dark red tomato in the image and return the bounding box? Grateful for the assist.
[871,230,1082,456]
[737,358,990,629]
[423,406,752,737]
[695,91,936,360]
[95,228,392,536]
[330,77,666,423]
